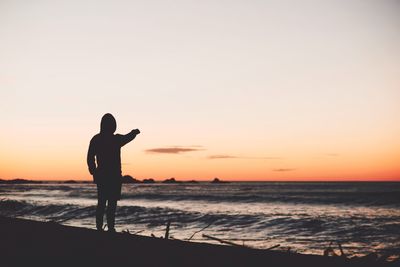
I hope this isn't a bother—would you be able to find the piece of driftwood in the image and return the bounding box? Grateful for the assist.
[165,220,171,239]
[266,244,280,251]
[187,220,217,241]
[202,234,246,248]
[322,242,399,265]
[338,242,346,258]
[323,242,338,257]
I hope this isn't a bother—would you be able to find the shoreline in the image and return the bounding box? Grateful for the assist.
[0,216,395,267]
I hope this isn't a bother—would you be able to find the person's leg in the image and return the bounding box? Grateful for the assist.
[106,198,117,232]
[96,184,106,231]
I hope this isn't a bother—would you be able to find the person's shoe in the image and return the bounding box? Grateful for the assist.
[96,223,104,231]
[108,228,116,233]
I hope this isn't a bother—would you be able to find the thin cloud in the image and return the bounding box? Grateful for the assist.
[145,146,204,154]
[207,155,239,159]
[207,154,281,160]
[273,168,296,172]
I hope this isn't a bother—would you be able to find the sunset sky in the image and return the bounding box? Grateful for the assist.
[1,0,399,181]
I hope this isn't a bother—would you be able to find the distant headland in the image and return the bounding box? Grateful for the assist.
[0,179,43,184]
[121,176,228,184]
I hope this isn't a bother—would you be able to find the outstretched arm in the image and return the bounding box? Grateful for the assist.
[118,129,140,147]
[87,139,97,175]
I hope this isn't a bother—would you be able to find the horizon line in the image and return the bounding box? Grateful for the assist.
[2,178,399,182]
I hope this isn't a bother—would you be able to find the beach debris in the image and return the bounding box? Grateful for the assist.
[187,220,218,241]
[323,242,348,259]
[202,234,247,248]
[338,242,346,258]
[266,244,280,251]
[349,252,400,266]
[150,233,164,238]
[122,229,130,234]
[323,242,338,257]
[133,230,144,235]
[322,242,399,265]
[164,220,171,239]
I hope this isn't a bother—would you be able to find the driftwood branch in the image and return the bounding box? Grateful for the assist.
[202,234,246,248]
[133,230,144,235]
[187,220,217,241]
[338,243,346,258]
[266,244,280,251]
[164,221,171,239]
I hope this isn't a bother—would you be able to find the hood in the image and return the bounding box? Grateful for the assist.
[100,113,116,134]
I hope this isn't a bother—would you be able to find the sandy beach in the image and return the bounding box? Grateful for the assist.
[1,216,396,267]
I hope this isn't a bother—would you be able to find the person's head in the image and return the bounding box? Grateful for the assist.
[100,113,116,134]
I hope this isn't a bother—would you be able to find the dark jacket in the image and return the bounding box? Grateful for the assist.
[87,114,137,185]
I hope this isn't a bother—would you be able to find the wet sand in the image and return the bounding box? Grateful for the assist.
[0,216,393,267]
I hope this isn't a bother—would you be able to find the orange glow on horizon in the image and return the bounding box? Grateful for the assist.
[1,132,399,182]
[2,131,399,182]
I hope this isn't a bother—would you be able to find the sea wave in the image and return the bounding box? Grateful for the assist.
[1,198,399,236]
[1,182,400,255]
[2,183,399,207]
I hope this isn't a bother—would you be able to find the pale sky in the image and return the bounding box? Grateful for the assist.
[1,0,399,180]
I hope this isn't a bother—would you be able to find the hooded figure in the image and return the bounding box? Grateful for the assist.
[87,113,140,231]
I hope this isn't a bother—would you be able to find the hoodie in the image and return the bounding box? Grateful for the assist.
[87,113,137,181]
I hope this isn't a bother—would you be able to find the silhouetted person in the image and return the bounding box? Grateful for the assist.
[87,113,140,232]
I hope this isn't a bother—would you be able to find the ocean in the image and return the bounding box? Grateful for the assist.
[0,181,399,256]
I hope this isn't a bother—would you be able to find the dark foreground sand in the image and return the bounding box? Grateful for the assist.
[0,216,395,267]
